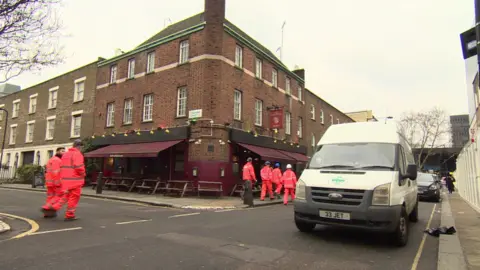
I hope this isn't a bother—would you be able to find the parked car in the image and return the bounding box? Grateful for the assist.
[417,173,441,202]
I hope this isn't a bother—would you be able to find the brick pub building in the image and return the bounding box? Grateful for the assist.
[86,0,354,194]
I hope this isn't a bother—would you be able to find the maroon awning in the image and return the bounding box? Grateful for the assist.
[238,143,293,162]
[84,140,182,158]
[277,150,310,163]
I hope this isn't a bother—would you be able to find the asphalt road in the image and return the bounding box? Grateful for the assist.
[0,188,441,270]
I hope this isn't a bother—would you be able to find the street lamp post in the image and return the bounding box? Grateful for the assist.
[0,108,9,168]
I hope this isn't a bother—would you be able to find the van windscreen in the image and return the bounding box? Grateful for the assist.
[308,143,396,171]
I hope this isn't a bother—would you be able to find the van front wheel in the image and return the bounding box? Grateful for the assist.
[295,217,316,232]
[391,207,409,247]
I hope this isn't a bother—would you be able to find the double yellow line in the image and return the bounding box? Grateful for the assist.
[0,212,39,240]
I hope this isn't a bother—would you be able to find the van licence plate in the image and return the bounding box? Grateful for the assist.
[319,210,351,220]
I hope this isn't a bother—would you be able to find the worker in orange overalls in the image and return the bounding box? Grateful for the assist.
[281,164,297,205]
[272,162,283,198]
[43,139,85,221]
[242,157,257,207]
[41,147,65,218]
[260,161,274,201]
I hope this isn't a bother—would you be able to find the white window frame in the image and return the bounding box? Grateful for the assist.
[255,58,262,79]
[147,52,155,73]
[176,87,187,117]
[9,124,17,145]
[25,120,35,143]
[127,58,135,79]
[12,99,20,118]
[320,110,324,124]
[298,117,303,138]
[29,94,37,114]
[45,115,56,140]
[48,86,58,109]
[143,94,153,122]
[70,111,83,138]
[298,86,302,101]
[330,114,334,125]
[286,77,291,95]
[235,45,243,67]
[106,103,115,127]
[0,104,4,121]
[233,90,242,121]
[110,65,117,84]
[74,77,86,102]
[272,69,278,88]
[310,105,315,120]
[311,133,316,148]
[179,40,189,64]
[285,112,291,135]
[123,99,133,124]
[254,99,263,126]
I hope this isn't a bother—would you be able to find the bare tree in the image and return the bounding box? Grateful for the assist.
[0,0,63,83]
[397,107,451,170]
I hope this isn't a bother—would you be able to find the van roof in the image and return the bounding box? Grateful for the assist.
[318,122,401,145]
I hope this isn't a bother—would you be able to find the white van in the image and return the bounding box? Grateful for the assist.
[293,122,418,246]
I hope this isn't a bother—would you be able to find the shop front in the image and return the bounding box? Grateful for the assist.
[85,127,189,181]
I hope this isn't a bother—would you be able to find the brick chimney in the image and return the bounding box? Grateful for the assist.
[204,0,225,55]
[293,69,305,81]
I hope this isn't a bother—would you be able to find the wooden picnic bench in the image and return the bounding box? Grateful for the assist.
[131,178,164,194]
[197,181,223,197]
[165,180,195,197]
[230,181,260,199]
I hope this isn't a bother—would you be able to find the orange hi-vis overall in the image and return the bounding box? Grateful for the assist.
[50,148,85,219]
[42,156,62,210]
[281,169,297,205]
[272,167,283,194]
[260,166,274,200]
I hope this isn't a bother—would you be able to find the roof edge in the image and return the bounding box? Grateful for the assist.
[98,22,206,67]
[223,23,305,84]
[305,88,355,122]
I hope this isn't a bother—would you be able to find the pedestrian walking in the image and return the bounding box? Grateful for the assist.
[242,157,257,207]
[260,161,274,201]
[445,173,456,194]
[41,147,65,218]
[272,162,282,198]
[43,139,86,221]
[281,164,297,205]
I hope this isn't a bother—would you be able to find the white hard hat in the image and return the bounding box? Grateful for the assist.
[286,164,292,169]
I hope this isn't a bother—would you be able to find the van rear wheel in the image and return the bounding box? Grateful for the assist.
[295,216,316,232]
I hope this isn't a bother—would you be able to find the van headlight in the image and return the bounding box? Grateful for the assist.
[428,184,438,190]
[372,183,390,206]
[295,179,306,200]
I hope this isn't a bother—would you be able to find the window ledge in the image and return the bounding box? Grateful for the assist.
[178,60,190,67]
[73,99,84,104]
[142,120,153,123]
[70,136,80,139]
[175,115,187,119]
[122,123,133,127]
[25,141,32,144]
[45,138,53,141]
[48,107,56,110]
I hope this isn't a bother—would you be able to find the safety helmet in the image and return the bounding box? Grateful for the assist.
[247,157,252,162]
[286,164,292,169]
[265,161,271,165]
[275,162,280,168]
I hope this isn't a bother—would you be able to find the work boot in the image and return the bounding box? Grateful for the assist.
[64,217,78,222]
[41,208,57,218]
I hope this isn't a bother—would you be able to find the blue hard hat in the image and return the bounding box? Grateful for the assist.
[265,161,271,165]
[274,163,280,168]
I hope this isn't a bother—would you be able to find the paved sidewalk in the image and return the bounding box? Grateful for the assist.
[447,193,480,270]
[0,184,284,210]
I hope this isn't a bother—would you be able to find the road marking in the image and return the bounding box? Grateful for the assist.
[411,204,437,270]
[0,212,39,240]
[215,209,236,213]
[168,212,200,218]
[31,227,82,235]
[116,219,151,225]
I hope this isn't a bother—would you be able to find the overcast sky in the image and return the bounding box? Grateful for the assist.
[7,0,473,120]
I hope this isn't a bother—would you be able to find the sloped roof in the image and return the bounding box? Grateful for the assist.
[137,13,205,48]
[136,12,283,67]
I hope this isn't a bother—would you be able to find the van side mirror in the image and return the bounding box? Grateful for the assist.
[404,164,417,180]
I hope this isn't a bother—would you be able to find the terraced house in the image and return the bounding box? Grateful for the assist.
[86,0,354,194]
[0,60,99,175]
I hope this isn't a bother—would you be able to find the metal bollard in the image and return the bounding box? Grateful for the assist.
[96,172,104,194]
